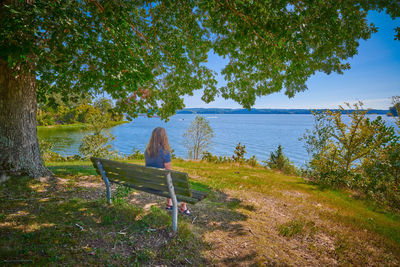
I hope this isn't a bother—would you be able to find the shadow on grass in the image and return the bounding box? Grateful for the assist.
[0,166,255,266]
[0,175,206,265]
[47,164,97,176]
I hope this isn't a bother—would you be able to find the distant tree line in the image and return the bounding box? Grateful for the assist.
[37,96,124,126]
[177,108,389,115]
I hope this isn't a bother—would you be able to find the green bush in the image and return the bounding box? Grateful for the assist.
[361,140,400,209]
[301,102,400,210]
[74,104,102,123]
[201,152,233,164]
[127,148,145,160]
[202,152,217,162]
[264,145,297,175]
[79,116,117,159]
[202,149,258,166]
[247,155,259,167]
[37,98,124,126]
[39,139,65,162]
[79,132,116,159]
[232,142,246,163]
[37,111,56,126]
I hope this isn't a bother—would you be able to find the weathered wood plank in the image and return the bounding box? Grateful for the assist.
[104,172,192,197]
[111,180,200,204]
[90,157,205,203]
[93,157,191,187]
[102,163,190,191]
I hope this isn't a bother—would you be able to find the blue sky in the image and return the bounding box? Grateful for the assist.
[184,11,400,110]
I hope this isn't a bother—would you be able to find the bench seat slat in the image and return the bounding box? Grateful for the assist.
[111,180,202,204]
[104,172,192,197]
[102,164,190,192]
[93,158,191,188]
[91,157,207,204]
[94,158,190,184]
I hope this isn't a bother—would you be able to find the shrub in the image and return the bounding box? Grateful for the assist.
[232,142,246,163]
[264,145,297,175]
[79,132,116,159]
[202,148,257,166]
[127,148,145,160]
[361,138,400,209]
[278,219,305,237]
[37,111,55,126]
[201,152,232,164]
[75,104,102,123]
[301,101,400,210]
[38,139,65,162]
[202,152,217,162]
[170,149,178,159]
[301,102,395,187]
[79,116,117,159]
[247,155,258,167]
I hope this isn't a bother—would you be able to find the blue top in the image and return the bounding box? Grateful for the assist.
[145,148,171,169]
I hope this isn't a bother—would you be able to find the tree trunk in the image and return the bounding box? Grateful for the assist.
[0,59,51,178]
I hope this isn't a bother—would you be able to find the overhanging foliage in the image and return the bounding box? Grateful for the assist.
[1,0,399,116]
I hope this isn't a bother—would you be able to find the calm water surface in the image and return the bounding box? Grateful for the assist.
[38,114,398,166]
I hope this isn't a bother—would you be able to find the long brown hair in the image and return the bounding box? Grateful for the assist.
[146,127,170,158]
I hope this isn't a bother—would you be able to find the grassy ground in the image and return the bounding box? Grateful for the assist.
[37,120,128,130]
[1,160,399,266]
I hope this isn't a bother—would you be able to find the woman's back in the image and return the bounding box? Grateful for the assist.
[145,148,171,169]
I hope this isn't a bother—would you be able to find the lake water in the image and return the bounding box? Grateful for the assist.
[37,114,398,166]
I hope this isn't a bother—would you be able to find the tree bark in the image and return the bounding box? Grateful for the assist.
[0,59,51,178]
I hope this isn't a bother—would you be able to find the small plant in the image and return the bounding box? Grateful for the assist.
[39,139,65,162]
[170,149,177,159]
[127,147,145,160]
[202,151,216,162]
[79,132,116,159]
[232,142,246,163]
[247,155,258,167]
[79,116,117,159]
[264,145,297,175]
[278,219,305,237]
[134,248,154,263]
[278,218,317,238]
[112,184,133,205]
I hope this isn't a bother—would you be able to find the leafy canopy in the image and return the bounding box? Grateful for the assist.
[1,0,399,117]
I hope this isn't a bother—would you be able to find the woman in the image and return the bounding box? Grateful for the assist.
[145,127,190,215]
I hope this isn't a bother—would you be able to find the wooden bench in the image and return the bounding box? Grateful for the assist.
[90,157,206,231]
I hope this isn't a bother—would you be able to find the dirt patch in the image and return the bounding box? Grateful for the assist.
[8,172,396,266]
[192,188,399,266]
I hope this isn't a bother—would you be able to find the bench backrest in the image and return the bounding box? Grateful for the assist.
[91,157,192,197]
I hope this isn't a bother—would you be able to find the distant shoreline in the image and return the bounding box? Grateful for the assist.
[177,108,389,115]
[37,120,128,130]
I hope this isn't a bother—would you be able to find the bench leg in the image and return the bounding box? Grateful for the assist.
[166,172,178,232]
[104,178,111,204]
[96,161,112,204]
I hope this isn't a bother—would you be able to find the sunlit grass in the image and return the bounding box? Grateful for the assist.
[0,173,203,265]
[1,159,399,265]
[37,120,128,131]
[47,159,400,245]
